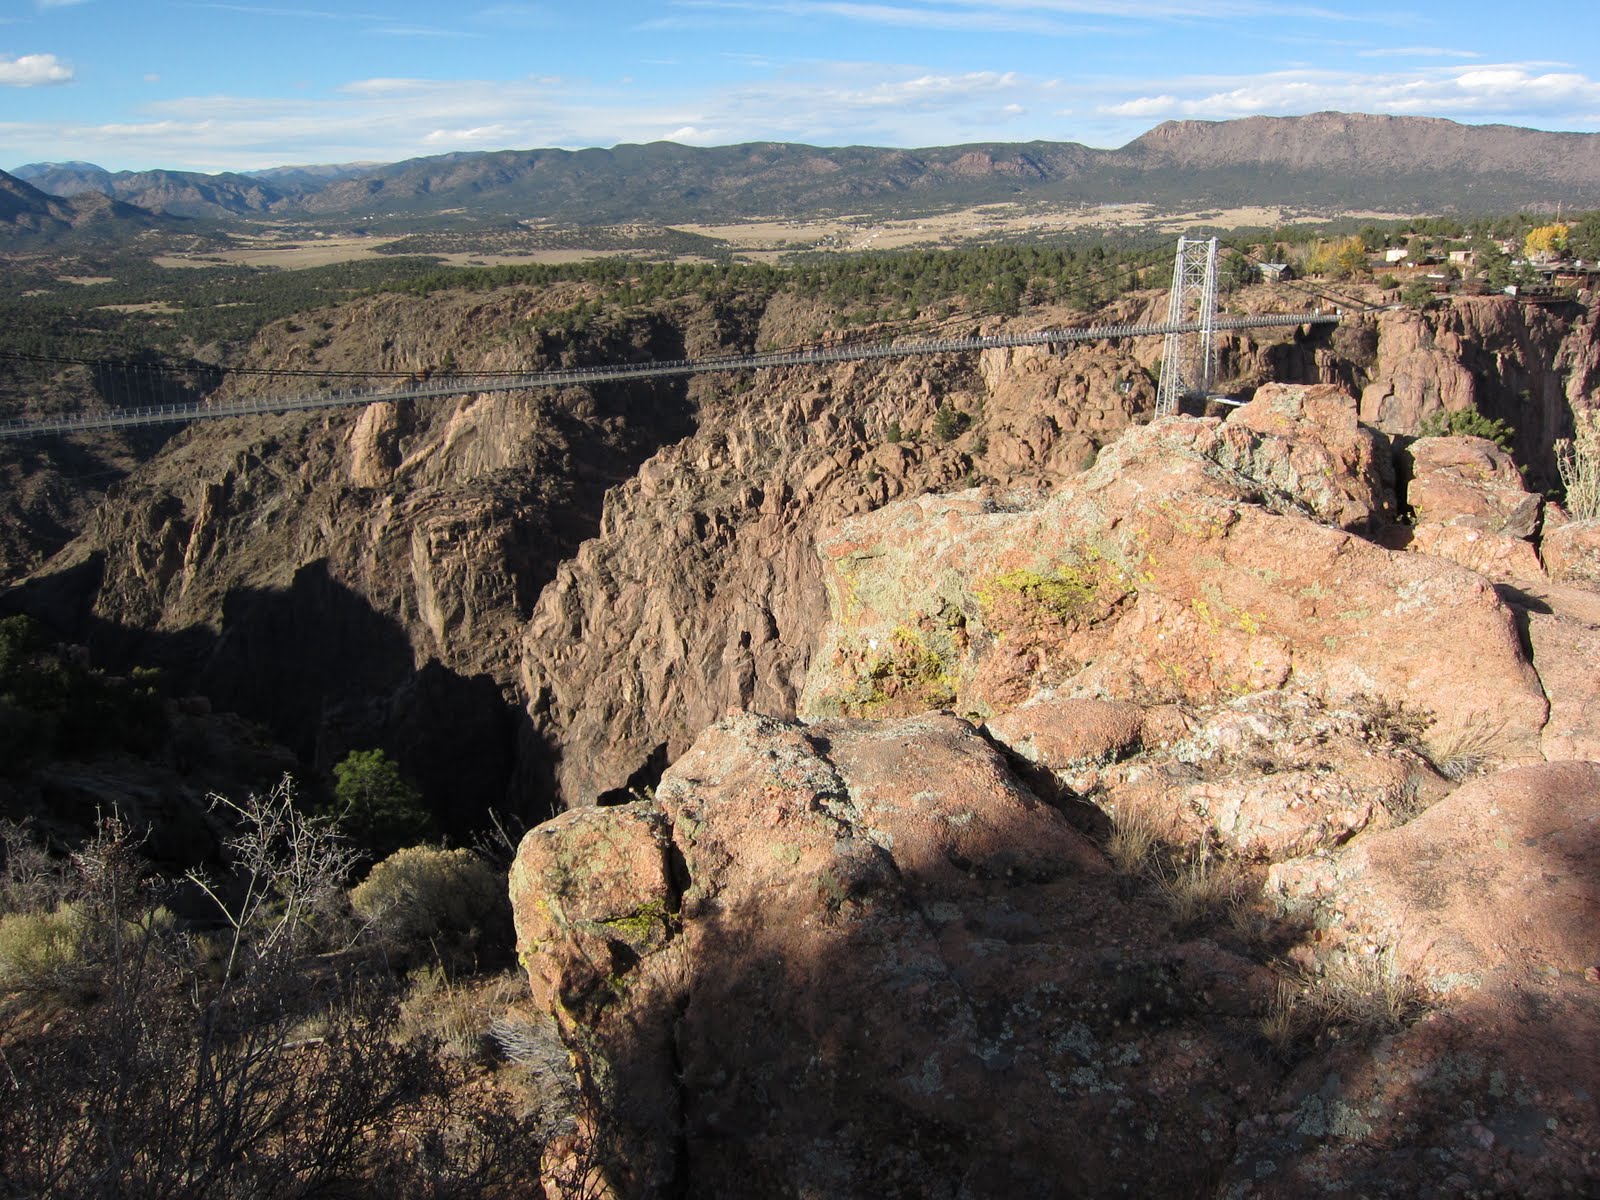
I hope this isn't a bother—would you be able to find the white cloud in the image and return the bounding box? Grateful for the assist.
[474,3,553,27]
[370,24,485,38]
[1097,64,1600,127]
[0,53,73,86]
[422,122,520,145]
[665,0,1398,34]
[1358,47,1480,59]
[10,54,1600,173]
[662,125,725,143]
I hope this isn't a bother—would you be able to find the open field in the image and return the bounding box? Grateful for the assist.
[675,202,1424,257]
[120,201,1429,276]
[153,234,401,270]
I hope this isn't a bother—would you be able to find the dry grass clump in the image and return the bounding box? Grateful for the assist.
[351,845,513,969]
[1105,804,1164,875]
[1155,840,1248,930]
[399,966,529,1063]
[1556,409,1600,520]
[1101,806,1249,931]
[1422,714,1515,782]
[0,903,87,990]
[1261,946,1429,1058]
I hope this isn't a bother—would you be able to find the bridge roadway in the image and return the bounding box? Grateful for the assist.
[0,311,1337,440]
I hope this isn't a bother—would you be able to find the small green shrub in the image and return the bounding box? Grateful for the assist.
[931,402,971,442]
[1416,408,1515,453]
[351,845,512,968]
[0,902,87,989]
[330,748,436,857]
[1400,279,1435,309]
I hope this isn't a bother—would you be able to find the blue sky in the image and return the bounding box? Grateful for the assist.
[4,0,1599,173]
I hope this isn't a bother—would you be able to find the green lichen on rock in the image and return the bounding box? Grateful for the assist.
[838,622,962,716]
[596,897,677,950]
[977,557,1112,629]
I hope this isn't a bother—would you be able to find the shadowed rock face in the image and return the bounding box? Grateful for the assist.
[513,710,1281,1198]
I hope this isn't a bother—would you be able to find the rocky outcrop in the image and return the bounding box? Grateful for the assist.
[513,714,1600,1197]
[1402,434,1544,578]
[3,287,710,828]
[518,305,1156,807]
[1240,763,1600,1196]
[802,388,1546,760]
[513,710,1282,1198]
[513,378,1600,1195]
[1354,296,1600,489]
[1542,517,1600,586]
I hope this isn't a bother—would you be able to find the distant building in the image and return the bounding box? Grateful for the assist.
[1259,262,1294,281]
[1448,249,1476,266]
[1384,247,1409,264]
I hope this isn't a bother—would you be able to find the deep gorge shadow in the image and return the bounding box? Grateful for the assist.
[3,559,529,842]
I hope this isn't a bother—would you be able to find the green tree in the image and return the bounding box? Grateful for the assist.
[1400,279,1436,309]
[1220,250,1255,292]
[1568,211,1600,262]
[330,749,435,857]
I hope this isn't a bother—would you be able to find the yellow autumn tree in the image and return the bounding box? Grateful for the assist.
[1524,223,1570,259]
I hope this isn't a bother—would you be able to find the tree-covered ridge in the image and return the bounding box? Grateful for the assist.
[381,240,1173,323]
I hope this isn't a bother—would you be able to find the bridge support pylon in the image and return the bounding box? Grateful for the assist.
[1155,236,1219,418]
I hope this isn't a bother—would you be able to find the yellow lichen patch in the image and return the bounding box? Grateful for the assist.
[978,559,1108,626]
[839,622,962,717]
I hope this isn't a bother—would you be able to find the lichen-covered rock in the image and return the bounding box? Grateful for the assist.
[1532,619,1600,761]
[1087,691,1443,862]
[1225,382,1396,531]
[1238,763,1600,1196]
[802,404,1548,763]
[1405,435,1540,538]
[1401,434,1544,578]
[1267,761,1600,991]
[1541,517,1600,586]
[983,692,1145,772]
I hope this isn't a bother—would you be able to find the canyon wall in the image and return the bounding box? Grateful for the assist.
[3,284,1595,824]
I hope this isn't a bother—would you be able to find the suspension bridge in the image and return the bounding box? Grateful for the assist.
[0,239,1341,441]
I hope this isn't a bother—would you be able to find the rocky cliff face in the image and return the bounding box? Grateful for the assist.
[4,284,1595,829]
[512,389,1600,1197]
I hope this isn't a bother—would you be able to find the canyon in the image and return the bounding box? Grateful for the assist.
[4,270,1600,1194]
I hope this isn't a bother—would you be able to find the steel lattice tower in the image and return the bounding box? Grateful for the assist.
[1155,236,1219,418]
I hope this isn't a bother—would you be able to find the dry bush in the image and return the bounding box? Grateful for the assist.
[1156,840,1246,930]
[1261,946,1428,1058]
[1104,804,1163,875]
[351,844,513,969]
[0,817,62,916]
[1423,714,1514,782]
[1556,409,1600,520]
[0,779,559,1197]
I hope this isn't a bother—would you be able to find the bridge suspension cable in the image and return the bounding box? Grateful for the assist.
[0,310,1337,441]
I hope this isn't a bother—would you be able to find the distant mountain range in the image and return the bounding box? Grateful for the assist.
[8,112,1600,238]
[0,169,167,242]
